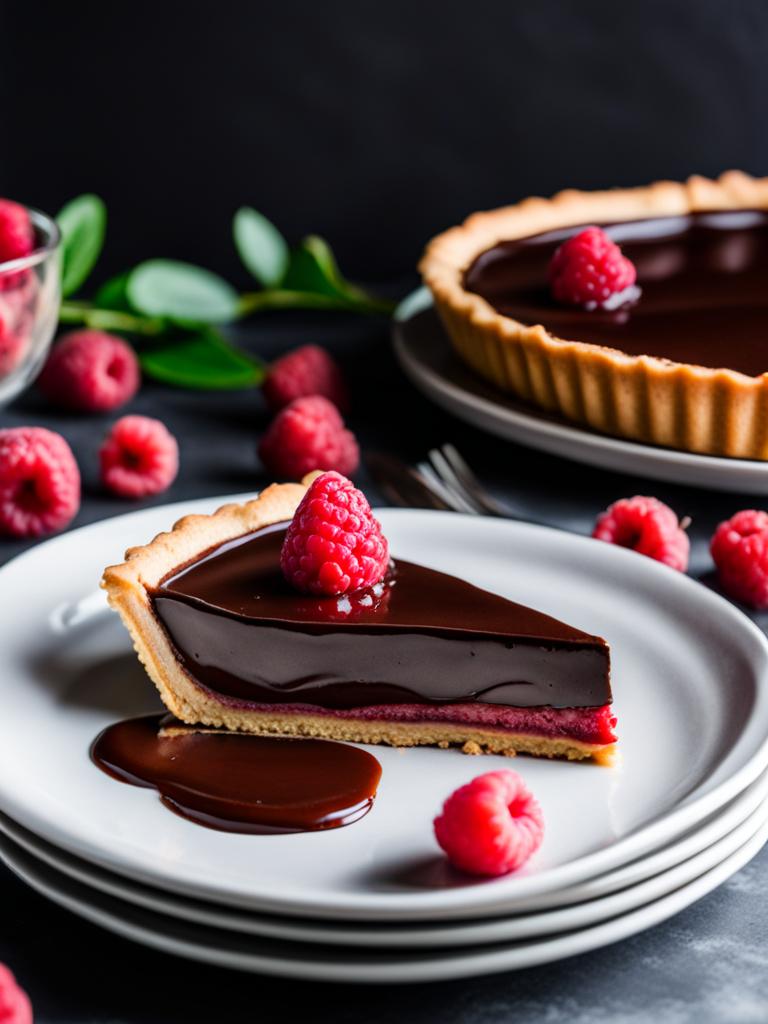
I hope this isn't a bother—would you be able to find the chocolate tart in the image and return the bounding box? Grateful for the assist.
[420,171,768,459]
[102,480,616,763]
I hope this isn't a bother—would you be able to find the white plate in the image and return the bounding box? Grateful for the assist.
[1,500,768,921]
[394,288,768,494]
[1,818,766,983]
[2,774,766,949]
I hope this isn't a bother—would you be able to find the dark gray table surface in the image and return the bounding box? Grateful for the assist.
[1,306,767,1023]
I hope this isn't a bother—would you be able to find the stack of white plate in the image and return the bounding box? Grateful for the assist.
[1,498,767,983]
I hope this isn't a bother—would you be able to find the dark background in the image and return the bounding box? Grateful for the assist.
[2,0,768,286]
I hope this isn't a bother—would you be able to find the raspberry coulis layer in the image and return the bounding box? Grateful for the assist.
[150,523,612,719]
[183,697,618,746]
[464,209,768,376]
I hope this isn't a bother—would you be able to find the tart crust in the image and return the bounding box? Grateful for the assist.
[101,480,614,763]
[420,171,768,460]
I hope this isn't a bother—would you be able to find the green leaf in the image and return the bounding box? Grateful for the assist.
[281,235,391,312]
[139,330,264,389]
[94,271,132,311]
[56,194,107,298]
[281,235,347,299]
[127,260,239,325]
[233,207,289,287]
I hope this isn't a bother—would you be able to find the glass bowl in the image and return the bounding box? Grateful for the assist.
[0,207,61,405]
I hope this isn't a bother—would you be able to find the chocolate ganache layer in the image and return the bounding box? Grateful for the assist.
[150,523,611,711]
[464,210,768,377]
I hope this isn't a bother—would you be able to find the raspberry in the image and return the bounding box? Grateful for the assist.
[0,427,81,538]
[281,471,388,595]
[259,395,359,479]
[0,963,32,1024]
[433,770,545,877]
[38,330,140,413]
[593,495,689,571]
[263,344,349,412]
[0,304,25,377]
[710,510,768,608]
[0,200,33,264]
[549,226,637,308]
[100,415,179,498]
[0,201,34,294]
[0,334,24,377]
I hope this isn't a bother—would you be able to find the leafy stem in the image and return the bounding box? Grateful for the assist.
[58,300,166,336]
[55,195,393,390]
[237,289,394,317]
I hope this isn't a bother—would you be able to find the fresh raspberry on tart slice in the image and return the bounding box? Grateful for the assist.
[281,471,388,596]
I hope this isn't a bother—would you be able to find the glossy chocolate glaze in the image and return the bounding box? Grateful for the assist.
[464,210,768,376]
[91,714,382,833]
[150,523,611,710]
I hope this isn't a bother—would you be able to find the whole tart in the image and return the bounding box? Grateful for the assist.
[420,171,768,459]
[102,479,616,763]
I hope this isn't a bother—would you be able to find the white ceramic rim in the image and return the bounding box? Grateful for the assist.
[1,772,766,949]
[1,818,766,984]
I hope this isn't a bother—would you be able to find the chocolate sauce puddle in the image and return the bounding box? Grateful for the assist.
[91,714,382,834]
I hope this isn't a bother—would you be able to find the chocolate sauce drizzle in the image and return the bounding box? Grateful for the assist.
[91,715,382,834]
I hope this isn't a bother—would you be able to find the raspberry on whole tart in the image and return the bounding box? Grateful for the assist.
[434,770,545,876]
[262,344,349,412]
[593,495,690,572]
[281,471,389,596]
[259,395,359,479]
[549,226,638,309]
[0,426,81,538]
[711,510,768,609]
[100,415,179,498]
[38,330,140,413]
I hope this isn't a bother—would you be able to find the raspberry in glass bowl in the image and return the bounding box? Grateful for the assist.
[0,200,61,405]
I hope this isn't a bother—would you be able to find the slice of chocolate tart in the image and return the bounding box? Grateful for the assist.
[102,479,616,763]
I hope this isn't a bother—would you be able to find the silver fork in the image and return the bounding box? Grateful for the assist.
[418,444,551,527]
